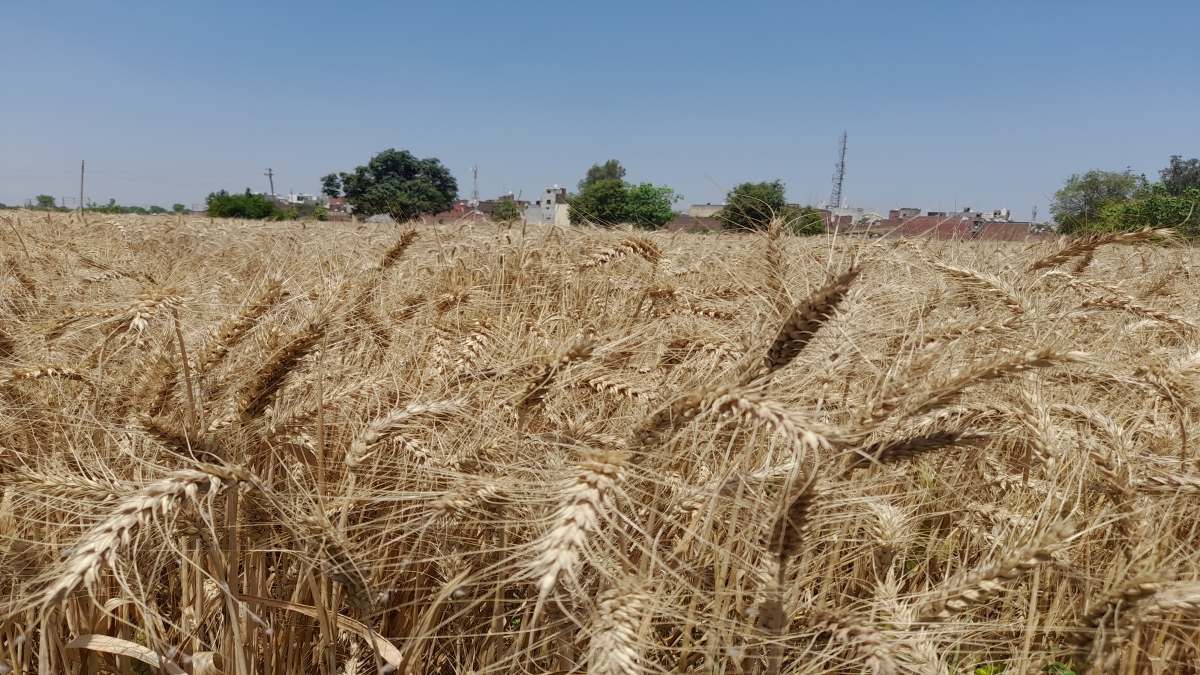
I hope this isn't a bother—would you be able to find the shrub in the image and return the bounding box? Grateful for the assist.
[1097,183,1200,237]
[205,189,282,219]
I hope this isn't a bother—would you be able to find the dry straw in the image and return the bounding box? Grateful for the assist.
[3,212,1200,675]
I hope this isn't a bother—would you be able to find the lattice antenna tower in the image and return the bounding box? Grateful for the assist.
[829,132,847,209]
[469,166,480,208]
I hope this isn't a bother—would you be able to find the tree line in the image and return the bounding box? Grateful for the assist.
[1050,156,1200,236]
[313,149,821,233]
[17,148,1197,237]
[1,196,188,215]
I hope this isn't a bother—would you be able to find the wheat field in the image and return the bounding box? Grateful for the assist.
[1,211,1198,675]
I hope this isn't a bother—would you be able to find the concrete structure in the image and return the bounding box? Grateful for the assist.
[667,215,726,232]
[325,197,352,221]
[687,203,724,218]
[524,186,569,226]
[286,192,320,206]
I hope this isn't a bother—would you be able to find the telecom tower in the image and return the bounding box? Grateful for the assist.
[829,132,847,209]
[468,166,480,219]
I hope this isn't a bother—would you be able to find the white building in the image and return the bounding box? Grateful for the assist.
[286,193,321,206]
[524,186,570,225]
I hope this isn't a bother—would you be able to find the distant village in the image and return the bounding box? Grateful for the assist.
[271,187,1049,241]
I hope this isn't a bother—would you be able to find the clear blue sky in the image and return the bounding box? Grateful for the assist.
[2,1,1197,220]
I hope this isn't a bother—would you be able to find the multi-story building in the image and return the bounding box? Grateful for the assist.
[524,186,569,225]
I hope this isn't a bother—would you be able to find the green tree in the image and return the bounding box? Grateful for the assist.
[490,199,523,223]
[320,174,343,198]
[35,195,56,209]
[568,179,630,225]
[714,180,793,230]
[172,204,187,213]
[578,160,626,192]
[1160,156,1200,196]
[625,183,682,230]
[205,189,281,219]
[149,205,168,214]
[1051,169,1147,233]
[321,149,458,222]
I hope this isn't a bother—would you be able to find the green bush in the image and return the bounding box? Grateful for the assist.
[1097,183,1200,237]
[205,189,282,219]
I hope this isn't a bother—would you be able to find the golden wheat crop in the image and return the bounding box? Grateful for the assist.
[1,211,1198,675]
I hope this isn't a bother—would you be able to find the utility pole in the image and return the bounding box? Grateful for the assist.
[79,160,85,213]
[264,168,275,196]
[469,165,479,220]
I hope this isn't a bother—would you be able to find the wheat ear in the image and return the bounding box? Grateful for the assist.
[0,364,85,387]
[748,267,859,384]
[586,589,646,675]
[345,400,461,470]
[197,275,287,372]
[808,610,898,675]
[917,521,1074,623]
[927,261,1029,314]
[516,335,594,415]
[1028,227,1172,271]
[844,429,990,473]
[527,450,628,619]
[579,236,662,268]
[35,464,250,609]
[767,467,821,564]
[379,229,419,271]
[234,317,325,420]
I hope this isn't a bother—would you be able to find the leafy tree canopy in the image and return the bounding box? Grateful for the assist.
[205,189,281,220]
[788,206,826,236]
[321,149,457,222]
[625,183,682,230]
[490,198,523,223]
[568,179,629,226]
[1051,169,1147,233]
[578,160,626,192]
[173,204,187,213]
[1161,156,1200,196]
[714,180,792,230]
[567,179,682,229]
[35,195,56,209]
